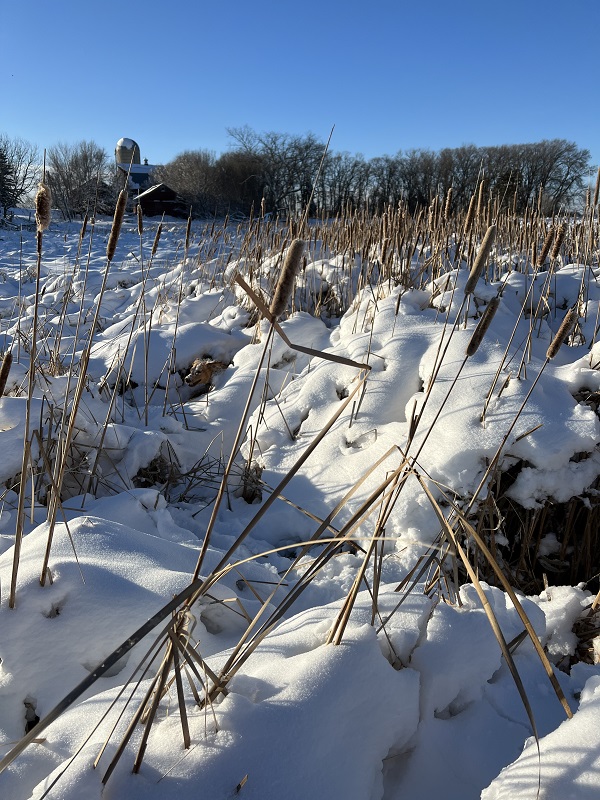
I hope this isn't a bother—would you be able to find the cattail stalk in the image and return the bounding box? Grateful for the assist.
[11,182,51,606]
[546,307,577,359]
[466,297,500,356]
[270,239,304,319]
[465,224,496,295]
[106,189,127,262]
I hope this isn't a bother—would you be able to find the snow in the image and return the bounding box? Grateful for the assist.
[0,210,599,799]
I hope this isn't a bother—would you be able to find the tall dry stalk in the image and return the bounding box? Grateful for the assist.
[9,179,53,607]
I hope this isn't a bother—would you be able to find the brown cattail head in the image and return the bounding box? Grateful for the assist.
[593,166,600,208]
[550,222,567,260]
[466,296,500,357]
[443,187,453,221]
[464,193,477,233]
[465,224,496,295]
[151,221,163,257]
[106,189,127,262]
[185,212,192,252]
[536,226,555,267]
[476,179,485,219]
[79,213,88,243]
[269,239,304,320]
[35,182,52,232]
[0,350,12,396]
[546,307,578,359]
[137,204,143,236]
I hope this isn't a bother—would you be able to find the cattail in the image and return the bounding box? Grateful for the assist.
[380,237,390,266]
[428,195,439,227]
[137,204,143,236]
[151,221,163,257]
[106,189,127,262]
[464,193,477,233]
[0,350,12,396]
[466,296,500,356]
[443,187,453,221]
[476,179,485,219]
[593,166,600,208]
[79,213,88,243]
[546,307,578,359]
[536,226,555,267]
[464,224,496,295]
[35,182,52,232]
[537,185,544,214]
[184,212,192,253]
[269,239,304,320]
[550,223,567,260]
[382,211,389,241]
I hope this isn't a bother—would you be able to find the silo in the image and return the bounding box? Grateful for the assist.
[115,137,141,167]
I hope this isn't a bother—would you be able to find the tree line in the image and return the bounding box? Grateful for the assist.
[0,128,594,220]
[160,128,591,217]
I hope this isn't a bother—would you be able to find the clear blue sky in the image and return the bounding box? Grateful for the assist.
[2,0,599,174]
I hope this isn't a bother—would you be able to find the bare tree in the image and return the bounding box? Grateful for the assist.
[46,140,112,219]
[0,134,39,216]
[367,155,404,211]
[214,150,266,215]
[153,150,217,215]
[227,126,326,214]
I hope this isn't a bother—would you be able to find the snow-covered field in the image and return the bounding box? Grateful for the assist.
[0,206,599,799]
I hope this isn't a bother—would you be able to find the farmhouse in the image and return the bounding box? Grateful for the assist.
[135,183,188,218]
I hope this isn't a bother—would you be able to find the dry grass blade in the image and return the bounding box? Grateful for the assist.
[449,498,573,719]
[169,629,191,749]
[100,659,166,785]
[236,274,372,371]
[416,474,542,757]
